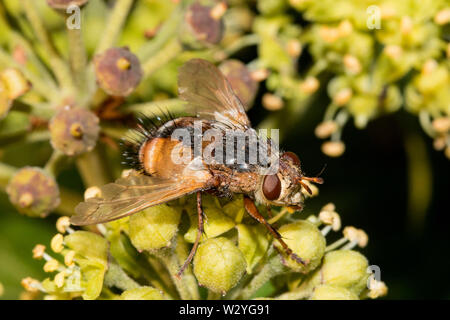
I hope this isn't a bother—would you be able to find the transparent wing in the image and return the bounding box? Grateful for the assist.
[71,173,207,226]
[178,58,251,130]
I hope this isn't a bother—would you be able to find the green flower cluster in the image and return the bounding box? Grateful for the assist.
[252,0,450,158]
[0,0,400,300]
[23,193,387,300]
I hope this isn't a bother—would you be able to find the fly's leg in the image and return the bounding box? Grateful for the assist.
[177,191,204,278]
[243,196,308,266]
[266,206,273,218]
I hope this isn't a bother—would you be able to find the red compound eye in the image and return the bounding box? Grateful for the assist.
[282,151,301,167]
[262,174,281,201]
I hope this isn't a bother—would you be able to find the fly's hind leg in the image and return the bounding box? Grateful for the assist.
[243,196,308,266]
[177,191,204,278]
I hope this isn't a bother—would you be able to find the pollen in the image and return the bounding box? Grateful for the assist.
[56,216,71,234]
[32,244,46,259]
[64,250,76,267]
[51,233,64,253]
[43,259,60,273]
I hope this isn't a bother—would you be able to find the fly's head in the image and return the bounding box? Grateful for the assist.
[255,151,323,209]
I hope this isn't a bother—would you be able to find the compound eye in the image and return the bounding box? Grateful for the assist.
[282,151,301,167]
[262,174,282,201]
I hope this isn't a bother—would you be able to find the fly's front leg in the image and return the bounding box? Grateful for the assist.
[243,196,308,266]
[177,191,204,278]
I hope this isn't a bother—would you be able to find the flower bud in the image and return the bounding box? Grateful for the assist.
[343,54,362,74]
[46,0,89,10]
[6,167,60,218]
[262,93,284,111]
[49,106,100,156]
[311,250,369,295]
[179,1,225,49]
[310,284,358,300]
[315,121,338,139]
[193,237,246,294]
[333,88,352,106]
[433,136,446,151]
[367,278,388,299]
[337,20,353,37]
[94,47,143,96]
[300,76,319,94]
[1,68,31,100]
[0,79,12,119]
[432,117,450,133]
[286,39,302,57]
[321,141,345,157]
[274,220,326,273]
[219,60,258,108]
[84,186,102,200]
[257,0,287,16]
[128,204,181,251]
[120,287,165,300]
[435,9,450,25]
[445,146,450,160]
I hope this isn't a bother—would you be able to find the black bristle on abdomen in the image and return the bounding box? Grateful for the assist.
[120,111,177,172]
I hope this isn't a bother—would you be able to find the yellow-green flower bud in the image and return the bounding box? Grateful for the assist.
[311,250,369,295]
[6,167,60,218]
[64,231,108,300]
[257,0,288,16]
[193,237,246,294]
[1,68,31,100]
[49,106,100,156]
[129,204,181,251]
[274,220,326,273]
[0,79,12,119]
[310,285,358,300]
[120,287,165,300]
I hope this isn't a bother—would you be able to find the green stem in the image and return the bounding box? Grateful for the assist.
[212,34,260,62]
[0,49,58,102]
[174,234,200,300]
[142,39,182,77]
[238,252,287,300]
[10,31,58,89]
[67,26,87,93]
[44,150,65,178]
[95,0,134,54]
[153,248,193,300]
[22,0,74,92]
[207,291,221,300]
[325,237,348,252]
[56,187,83,216]
[137,5,183,61]
[76,148,111,187]
[274,282,313,300]
[104,260,141,291]
[0,162,17,189]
